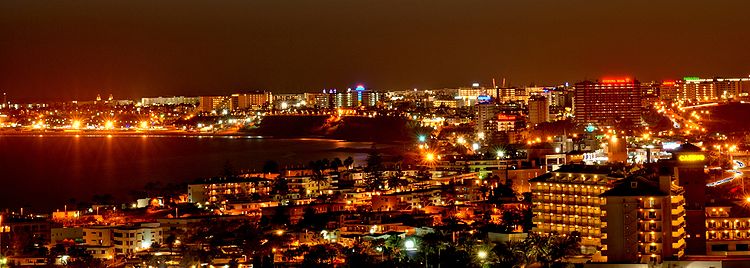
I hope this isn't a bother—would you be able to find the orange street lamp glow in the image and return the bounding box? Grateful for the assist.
[105,120,114,129]
[71,120,81,129]
[425,153,435,162]
[139,121,149,129]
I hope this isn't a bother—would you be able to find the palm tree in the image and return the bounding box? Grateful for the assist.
[386,171,407,190]
[343,156,355,169]
[331,157,343,172]
[308,160,328,194]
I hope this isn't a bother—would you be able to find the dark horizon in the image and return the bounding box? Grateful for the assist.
[2,0,750,101]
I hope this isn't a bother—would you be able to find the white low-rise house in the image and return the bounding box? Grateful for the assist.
[82,223,163,256]
[113,222,163,255]
[83,226,114,246]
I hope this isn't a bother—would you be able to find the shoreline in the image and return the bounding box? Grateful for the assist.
[0,129,386,143]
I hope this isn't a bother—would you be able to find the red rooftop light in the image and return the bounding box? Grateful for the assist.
[602,77,632,84]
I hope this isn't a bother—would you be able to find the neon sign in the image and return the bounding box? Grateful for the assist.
[662,81,675,86]
[678,154,705,162]
[602,77,632,84]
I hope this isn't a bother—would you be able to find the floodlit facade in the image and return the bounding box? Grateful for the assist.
[188,177,274,203]
[528,95,549,126]
[574,79,642,128]
[600,176,686,264]
[705,200,750,255]
[530,165,621,258]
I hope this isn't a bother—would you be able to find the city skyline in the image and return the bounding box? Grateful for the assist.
[2,0,750,100]
[4,1,750,267]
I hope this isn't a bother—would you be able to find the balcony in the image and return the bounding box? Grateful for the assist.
[672,217,685,228]
[672,227,686,239]
[639,202,662,209]
[672,206,686,218]
[672,239,686,251]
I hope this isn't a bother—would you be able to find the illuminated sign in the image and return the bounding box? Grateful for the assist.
[678,154,705,162]
[662,81,675,86]
[355,85,365,91]
[497,114,517,121]
[602,77,632,84]
[477,95,492,102]
[683,76,700,81]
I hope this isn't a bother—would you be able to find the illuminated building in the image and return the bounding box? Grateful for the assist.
[528,95,549,126]
[496,114,524,132]
[197,96,234,112]
[705,200,750,255]
[530,165,621,259]
[677,77,750,101]
[679,77,717,101]
[574,78,642,128]
[140,96,199,106]
[497,87,531,103]
[188,177,274,203]
[475,102,498,138]
[600,175,686,263]
[306,91,334,108]
[112,223,163,255]
[84,223,164,256]
[432,99,459,108]
[659,81,679,101]
[232,91,273,109]
[304,87,381,108]
[664,144,709,255]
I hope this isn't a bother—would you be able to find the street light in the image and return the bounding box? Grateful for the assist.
[496,150,504,159]
[404,239,417,251]
[477,250,488,259]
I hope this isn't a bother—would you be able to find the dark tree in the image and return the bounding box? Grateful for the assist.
[331,157,343,171]
[262,160,280,174]
[365,147,385,189]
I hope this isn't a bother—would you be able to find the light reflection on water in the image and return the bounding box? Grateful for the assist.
[0,135,376,211]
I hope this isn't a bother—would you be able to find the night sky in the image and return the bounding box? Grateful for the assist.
[1,0,750,101]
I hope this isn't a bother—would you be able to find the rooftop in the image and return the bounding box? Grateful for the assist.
[600,176,667,197]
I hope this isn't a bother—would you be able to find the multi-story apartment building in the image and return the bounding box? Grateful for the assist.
[676,77,750,101]
[188,177,274,203]
[140,96,199,106]
[197,96,233,112]
[574,78,642,128]
[658,81,679,101]
[83,226,113,246]
[705,200,750,255]
[113,223,163,255]
[679,77,717,101]
[496,114,525,132]
[82,223,163,257]
[528,95,549,127]
[232,91,272,109]
[475,102,498,138]
[530,165,622,259]
[600,175,686,264]
[303,87,381,108]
